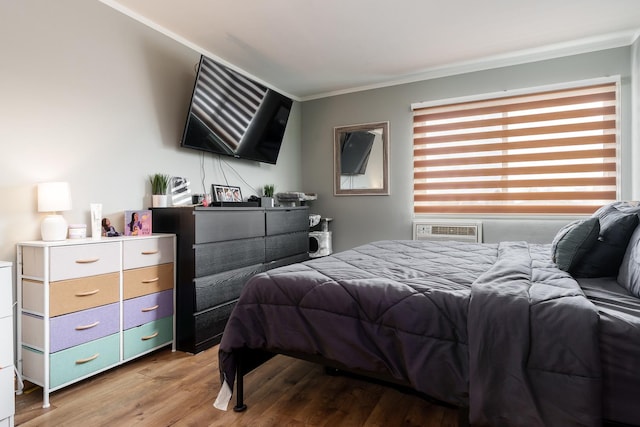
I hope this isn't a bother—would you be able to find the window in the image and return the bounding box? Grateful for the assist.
[412,81,619,215]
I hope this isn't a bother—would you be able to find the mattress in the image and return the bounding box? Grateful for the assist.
[218,240,602,426]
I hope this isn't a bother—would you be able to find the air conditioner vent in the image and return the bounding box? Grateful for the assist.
[413,221,482,243]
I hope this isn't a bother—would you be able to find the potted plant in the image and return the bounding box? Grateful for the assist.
[262,184,275,207]
[150,173,170,207]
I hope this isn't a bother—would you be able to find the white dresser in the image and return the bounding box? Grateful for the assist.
[17,235,175,408]
[0,261,15,427]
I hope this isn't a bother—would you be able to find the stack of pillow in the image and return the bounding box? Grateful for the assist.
[551,201,640,297]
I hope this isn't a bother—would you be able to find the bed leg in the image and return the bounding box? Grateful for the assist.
[457,407,469,427]
[233,354,247,412]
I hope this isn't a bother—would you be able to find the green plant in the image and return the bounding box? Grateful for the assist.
[263,184,275,198]
[149,173,171,195]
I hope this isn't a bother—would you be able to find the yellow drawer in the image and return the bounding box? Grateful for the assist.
[123,237,174,270]
[49,242,120,281]
[123,263,174,299]
[50,272,119,317]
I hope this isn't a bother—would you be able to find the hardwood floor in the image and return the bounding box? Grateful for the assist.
[15,345,459,426]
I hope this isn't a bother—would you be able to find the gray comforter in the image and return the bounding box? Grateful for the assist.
[218,240,601,426]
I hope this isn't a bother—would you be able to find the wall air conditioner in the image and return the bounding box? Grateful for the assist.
[412,220,482,243]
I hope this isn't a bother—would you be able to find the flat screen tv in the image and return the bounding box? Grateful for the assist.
[340,130,375,175]
[180,55,293,164]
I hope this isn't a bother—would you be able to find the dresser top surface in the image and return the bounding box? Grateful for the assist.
[17,233,175,247]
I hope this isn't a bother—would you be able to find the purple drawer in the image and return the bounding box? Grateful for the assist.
[124,290,173,330]
[50,302,119,353]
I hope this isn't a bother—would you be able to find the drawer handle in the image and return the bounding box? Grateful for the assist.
[141,331,159,341]
[141,305,159,313]
[142,277,159,284]
[141,250,159,255]
[75,321,100,330]
[76,353,99,364]
[75,289,100,297]
[75,258,100,264]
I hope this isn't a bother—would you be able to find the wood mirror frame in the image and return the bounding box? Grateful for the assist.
[334,121,389,196]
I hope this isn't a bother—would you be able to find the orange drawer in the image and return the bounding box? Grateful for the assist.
[50,272,120,317]
[123,263,174,300]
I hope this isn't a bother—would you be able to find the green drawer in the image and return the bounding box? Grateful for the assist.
[50,333,120,388]
[123,316,173,360]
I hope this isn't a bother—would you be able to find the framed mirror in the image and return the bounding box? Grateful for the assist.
[334,121,389,195]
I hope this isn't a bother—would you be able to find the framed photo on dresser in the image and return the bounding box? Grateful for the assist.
[212,184,242,203]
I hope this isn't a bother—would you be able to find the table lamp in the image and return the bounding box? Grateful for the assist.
[38,181,72,241]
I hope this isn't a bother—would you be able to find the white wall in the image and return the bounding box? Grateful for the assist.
[0,0,303,264]
[301,48,634,252]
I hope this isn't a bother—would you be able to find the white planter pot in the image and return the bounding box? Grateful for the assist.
[261,197,274,207]
[152,194,168,208]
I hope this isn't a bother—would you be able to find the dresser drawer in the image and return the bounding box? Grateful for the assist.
[48,333,120,388]
[195,237,265,277]
[123,263,174,299]
[49,242,120,281]
[123,290,173,330]
[49,302,119,353]
[265,231,309,262]
[265,208,309,235]
[194,209,264,244]
[49,273,119,317]
[123,316,173,360]
[194,300,236,348]
[123,237,174,270]
[194,264,265,312]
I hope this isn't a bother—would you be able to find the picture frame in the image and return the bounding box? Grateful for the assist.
[212,184,243,202]
[124,210,152,236]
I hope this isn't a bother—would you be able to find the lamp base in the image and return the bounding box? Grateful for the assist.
[41,214,68,241]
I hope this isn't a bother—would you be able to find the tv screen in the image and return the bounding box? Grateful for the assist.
[340,131,375,175]
[180,55,293,164]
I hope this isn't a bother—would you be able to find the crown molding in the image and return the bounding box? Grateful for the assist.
[301,29,640,101]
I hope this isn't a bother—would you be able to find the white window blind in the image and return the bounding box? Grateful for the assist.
[412,82,618,215]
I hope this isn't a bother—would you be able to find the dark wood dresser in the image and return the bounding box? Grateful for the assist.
[151,206,309,353]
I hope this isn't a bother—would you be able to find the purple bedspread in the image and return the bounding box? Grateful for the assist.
[218,240,601,426]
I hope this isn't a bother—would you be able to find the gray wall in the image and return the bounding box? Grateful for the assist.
[0,0,303,264]
[301,48,633,252]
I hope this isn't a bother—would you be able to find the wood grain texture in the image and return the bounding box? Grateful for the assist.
[15,346,458,426]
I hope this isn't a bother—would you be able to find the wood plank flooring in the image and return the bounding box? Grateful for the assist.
[15,345,459,426]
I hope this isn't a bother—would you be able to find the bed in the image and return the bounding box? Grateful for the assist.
[215,202,640,426]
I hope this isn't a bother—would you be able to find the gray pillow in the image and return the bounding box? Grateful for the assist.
[551,218,600,272]
[571,204,640,278]
[617,225,640,298]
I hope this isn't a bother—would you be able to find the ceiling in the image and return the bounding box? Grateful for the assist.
[100,0,640,100]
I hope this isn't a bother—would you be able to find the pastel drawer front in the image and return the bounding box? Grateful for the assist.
[50,302,119,352]
[123,237,174,270]
[123,316,173,360]
[123,263,174,299]
[50,272,119,317]
[50,242,120,281]
[123,290,173,330]
[22,334,120,389]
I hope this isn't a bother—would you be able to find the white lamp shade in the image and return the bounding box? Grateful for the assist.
[38,182,72,212]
